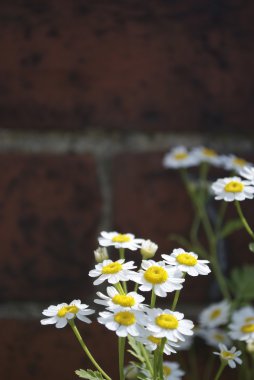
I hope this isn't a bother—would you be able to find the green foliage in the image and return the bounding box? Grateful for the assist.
[127,336,145,363]
[220,219,243,238]
[75,369,106,379]
[229,265,254,303]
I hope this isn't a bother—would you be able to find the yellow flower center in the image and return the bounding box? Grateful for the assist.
[148,336,161,345]
[174,152,188,160]
[144,266,168,284]
[203,148,217,157]
[233,158,247,167]
[57,305,79,318]
[114,311,136,326]
[163,366,172,376]
[245,317,254,323]
[112,234,131,243]
[224,181,244,193]
[112,294,135,307]
[221,351,234,360]
[176,253,197,266]
[210,309,221,320]
[213,333,224,342]
[102,262,122,274]
[241,323,254,333]
[156,314,179,329]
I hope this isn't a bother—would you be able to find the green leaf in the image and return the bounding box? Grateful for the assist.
[168,234,191,249]
[220,219,243,238]
[229,266,254,302]
[75,369,105,379]
[127,336,145,363]
[249,242,254,253]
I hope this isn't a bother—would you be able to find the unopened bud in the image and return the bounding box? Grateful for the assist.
[140,239,158,259]
[94,247,108,263]
[247,340,254,353]
[124,364,138,379]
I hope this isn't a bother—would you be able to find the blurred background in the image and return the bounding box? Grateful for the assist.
[0,0,254,379]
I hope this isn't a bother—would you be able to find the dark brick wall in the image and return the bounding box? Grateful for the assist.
[0,1,254,379]
[0,0,254,132]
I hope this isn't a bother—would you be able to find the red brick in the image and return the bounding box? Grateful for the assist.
[0,154,101,301]
[0,0,253,131]
[0,320,118,380]
[112,152,254,303]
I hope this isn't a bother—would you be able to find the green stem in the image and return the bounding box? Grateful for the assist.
[118,337,126,380]
[68,320,111,380]
[114,282,125,295]
[214,362,226,380]
[140,344,153,376]
[119,248,125,260]
[150,287,156,308]
[235,201,254,240]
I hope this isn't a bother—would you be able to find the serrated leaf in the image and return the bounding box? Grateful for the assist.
[220,219,243,238]
[249,242,254,253]
[75,369,105,379]
[127,336,145,363]
[229,266,254,302]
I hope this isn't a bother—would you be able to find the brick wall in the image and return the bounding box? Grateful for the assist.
[0,1,254,379]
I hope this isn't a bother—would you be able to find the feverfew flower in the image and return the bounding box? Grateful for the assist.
[229,306,254,342]
[213,344,242,368]
[211,176,254,202]
[94,286,145,311]
[222,154,252,172]
[134,260,185,297]
[199,300,230,328]
[197,328,231,348]
[142,361,184,380]
[162,361,185,380]
[136,332,178,355]
[98,231,144,251]
[146,308,194,342]
[140,239,158,259]
[191,146,223,167]
[98,309,144,337]
[89,259,137,285]
[40,300,94,329]
[239,166,254,185]
[162,248,210,277]
[163,146,199,169]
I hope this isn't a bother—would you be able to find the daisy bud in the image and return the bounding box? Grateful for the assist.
[124,364,138,379]
[140,239,158,259]
[94,247,108,263]
[247,340,254,353]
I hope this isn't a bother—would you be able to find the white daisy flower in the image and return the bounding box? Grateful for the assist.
[222,154,252,172]
[146,308,194,342]
[211,176,254,202]
[190,146,223,167]
[98,309,144,337]
[163,146,199,169]
[94,286,145,311]
[89,259,137,285]
[98,231,144,251]
[162,248,211,277]
[142,361,184,380]
[40,300,94,329]
[136,331,179,355]
[133,260,185,297]
[140,239,158,259]
[175,335,193,350]
[229,306,254,341]
[197,328,232,348]
[213,344,242,368]
[199,300,230,328]
[239,166,254,185]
